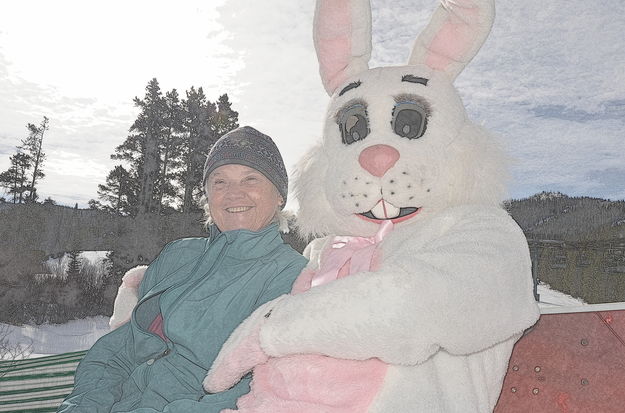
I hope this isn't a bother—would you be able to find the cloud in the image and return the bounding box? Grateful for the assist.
[531,101,625,122]
[0,0,624,205]
[46,150,110,178]
[584,168,625,200]
[214,0,328,174]
[455,0,625,200]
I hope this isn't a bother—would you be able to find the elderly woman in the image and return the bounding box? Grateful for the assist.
[58,126,307,413]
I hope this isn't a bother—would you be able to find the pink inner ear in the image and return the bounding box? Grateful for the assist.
[425,7,478,71]
[316,0,352,93]
[317,37,351,92]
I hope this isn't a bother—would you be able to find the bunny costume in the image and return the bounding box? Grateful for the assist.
[204,0,540,412]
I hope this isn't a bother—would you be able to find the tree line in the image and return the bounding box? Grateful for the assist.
[90,78,239,216]
[505,192,625,241]
[0,78,239,216]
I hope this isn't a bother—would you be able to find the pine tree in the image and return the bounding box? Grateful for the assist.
[156,89,185,214]
[0,152,32,203]
[66,250,82,281]
[63,250,84,315]
[110,79,167,215]
[213,94,239,137]
[133,79,166,214]
[19,117,49,203]
[97,165,136,215]
[177,87,213,212]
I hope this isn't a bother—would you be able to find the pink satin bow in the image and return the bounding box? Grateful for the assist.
[311,220,394,288]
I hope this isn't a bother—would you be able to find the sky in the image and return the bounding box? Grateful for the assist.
[0,0,624,209]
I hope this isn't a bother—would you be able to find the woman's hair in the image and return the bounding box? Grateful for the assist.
[199,193,291,233]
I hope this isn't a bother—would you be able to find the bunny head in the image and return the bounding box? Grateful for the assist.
[294,0,508,238]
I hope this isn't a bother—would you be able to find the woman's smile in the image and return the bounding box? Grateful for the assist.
[226,206,254,213]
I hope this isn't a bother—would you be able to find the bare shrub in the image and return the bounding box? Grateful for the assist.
[0,324,33,370]
[79,260,106,291]
[43,254,69,280]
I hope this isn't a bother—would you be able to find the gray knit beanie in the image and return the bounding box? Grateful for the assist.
[203,126,288,207]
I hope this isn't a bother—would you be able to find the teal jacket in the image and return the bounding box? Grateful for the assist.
[58,223,307,413]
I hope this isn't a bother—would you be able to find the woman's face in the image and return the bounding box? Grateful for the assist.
[206,164,283,232]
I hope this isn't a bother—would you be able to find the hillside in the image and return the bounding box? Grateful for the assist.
[505,192,625,241]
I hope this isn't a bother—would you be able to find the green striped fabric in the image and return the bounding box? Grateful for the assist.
[0,351,86,413]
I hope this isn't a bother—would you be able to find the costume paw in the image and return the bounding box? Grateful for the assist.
[109,265,148,330]
[203,296,286,393]
[120,265,148,288]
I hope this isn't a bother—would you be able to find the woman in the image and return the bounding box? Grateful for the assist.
[58,126,308,413]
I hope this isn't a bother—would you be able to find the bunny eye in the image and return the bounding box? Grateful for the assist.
[338,104,369,145]
[391,101,428,140]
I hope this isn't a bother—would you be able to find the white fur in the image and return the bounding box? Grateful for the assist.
[109,265,148,330]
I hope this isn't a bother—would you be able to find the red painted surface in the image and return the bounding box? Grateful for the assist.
[494,309,625,413]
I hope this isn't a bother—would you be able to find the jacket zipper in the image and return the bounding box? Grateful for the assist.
[163,238,230,336]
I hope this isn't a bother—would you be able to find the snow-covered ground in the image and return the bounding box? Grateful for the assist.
[1,316,110,359]
[536,281,586,308]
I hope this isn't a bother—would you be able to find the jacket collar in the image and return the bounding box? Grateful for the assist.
[207,222,284,260]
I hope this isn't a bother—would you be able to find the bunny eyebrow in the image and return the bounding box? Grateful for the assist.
[338,81,362,96]
[401,75,429,85]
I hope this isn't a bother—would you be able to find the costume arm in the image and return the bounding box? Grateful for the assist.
[259,207,540,365]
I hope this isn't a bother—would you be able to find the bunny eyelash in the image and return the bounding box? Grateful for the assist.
[334,99,368,126]
[394,94,429,107]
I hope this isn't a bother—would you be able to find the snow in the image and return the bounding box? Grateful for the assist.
[1,316,110,359]
[536,281,586,309]
[39,250,110,281]
[44,250,109,267]
[536,192,566,201]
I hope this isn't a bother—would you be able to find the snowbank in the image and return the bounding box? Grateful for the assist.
[1,316,110,358]
[536,282,586,309]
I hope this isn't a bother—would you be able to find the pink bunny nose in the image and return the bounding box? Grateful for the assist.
[358,144,400,177]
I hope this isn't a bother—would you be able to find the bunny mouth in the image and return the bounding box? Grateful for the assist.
[357,200,421,223]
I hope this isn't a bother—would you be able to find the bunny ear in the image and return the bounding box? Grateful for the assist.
[313,0,372,96]
[408,0,495,81]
